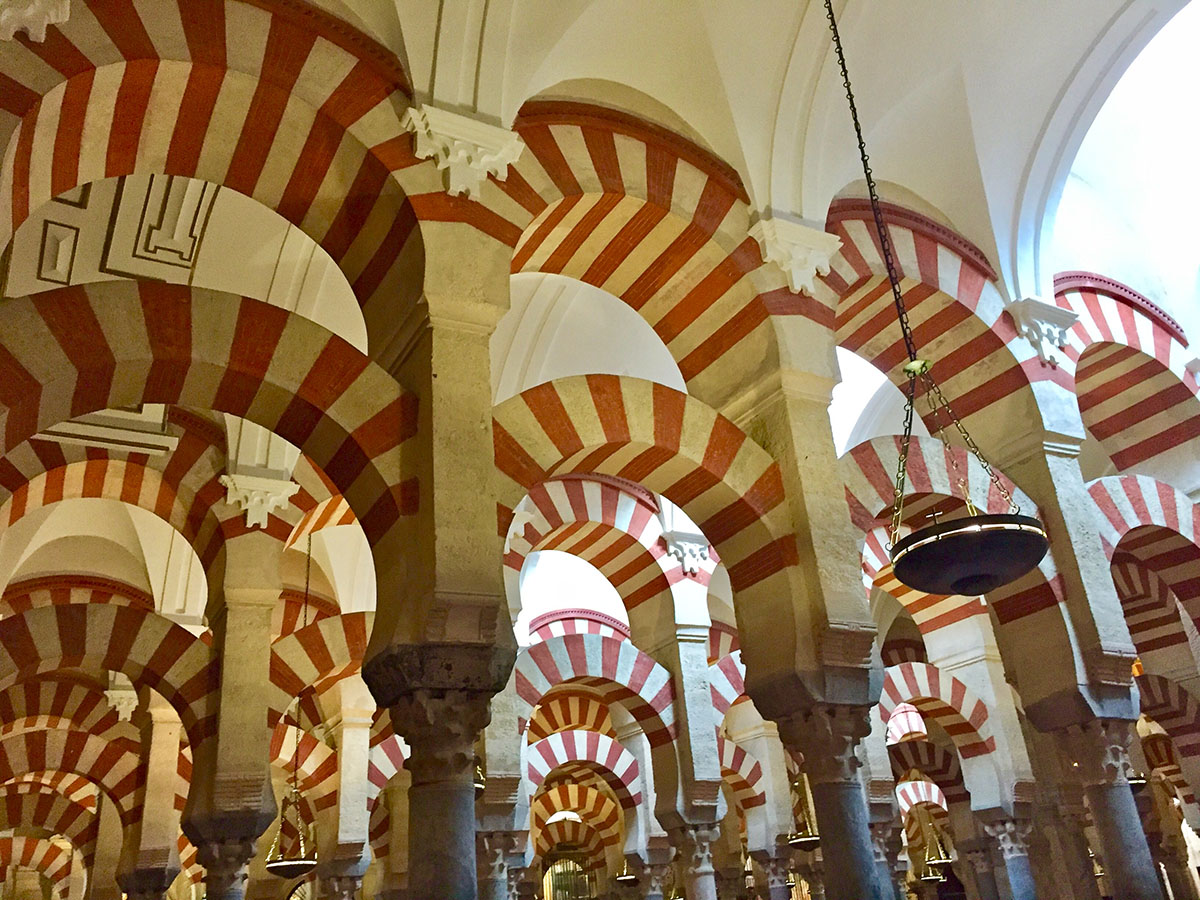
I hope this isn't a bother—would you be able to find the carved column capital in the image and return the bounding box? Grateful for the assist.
[1058,718,1134,786]
[755,853,792,889]
[779,704,870,784]
[644,862,674,894]
[196,837,256,897]
[390,688,492,785]
[869,821,896,864]
[117,868,178,900]
[1006,296,1079,367]
[749,216,842,297]
[477,830,522,880]
[671,823,720,876]
[401,104,524,200]
[982,818,1033,860]
[0,0,70,41]
[318,875,362,900]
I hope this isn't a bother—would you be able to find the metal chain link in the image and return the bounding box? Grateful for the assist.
[824,0,1017,544]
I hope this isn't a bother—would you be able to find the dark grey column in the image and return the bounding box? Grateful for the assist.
[779,706,882,900]
[982,819,1037,900]
[1059,720,1165,900]
[870,822,900,900]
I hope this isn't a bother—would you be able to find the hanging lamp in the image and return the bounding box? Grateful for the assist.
[615,859,639,885]
[786,773,821,852]
[823,0,1048,595]
[266,536,319,879]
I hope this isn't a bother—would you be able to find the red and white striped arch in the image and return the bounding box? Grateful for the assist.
[366,733,405,807]
[717,735,765,810]
[526,730,642,810]
[506,475,715,612]
[269,724,338,814]
[1137,673,1200,760]
[895,778,949,823]
[708,622,739,664]
[2,772,96,810]
[268,612,370,725]
[880,663,995,759]
[843,435,1038,633]
[514,634,675,746]
[889,740,969,806]
[0,0,450,353]
[1089,475,1200,624]
[0,603,216,747]
[0,282,419,604]
[499,101,784,396]
[494,375,796,616]
[526,689,616,743]
[0,836,78,893]
[1112,557,1191,659]
[0,785,97,867]
[284,495,357,551]
[820,199,1058,428]
[0,677,126,741]
[709,651,746,717]
[1056,274,1199,473]
[532,816,607,871]
[0,574,154,619]
[1141,732,1199,814]
[0,730,140,825]
[530,782,623,849]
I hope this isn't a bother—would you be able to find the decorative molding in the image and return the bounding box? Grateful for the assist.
[0,0,69,42]
[219,473,300,528]
[1006,297,1079,367]
[401,104,524,200]
[1055,270,1188,347]
[105,686,138,722]
[982,817,1033,860]
[663,530,710,577]
[750,217,842,297]
[36,405,178,457]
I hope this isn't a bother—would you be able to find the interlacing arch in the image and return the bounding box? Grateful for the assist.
[1141,731,1200,815]
[526,730,642,810]
[842,435,1042,631]
[1089,474,1200,624]
[495,374,800,681]
[505,475,714,613]
[895,778,950,822]
[269,723,338,815]
[888,740,969,806]
[366,733,406,806]
[0,602,215,751]
[0,0,467,354]
[498,100,793,402]
[1137,674,1200,759]
[0,835,79,894]
[879,663,995,759]
[0,281,418,606]
[708,651,746,716]
[0,730,140,825]
[818,199,1059,428]
[531,783,623,848]
[0,676,127,741]
[2,772,97,810]
[1111,557,1192,658]
[533,816,607,872]
[1056,273,1200,472]
[268,612,371,725]
[716,735,765,809]
[0,784,97,867]
[526,688,617,742]
[0,575,155,619]
[514,634,675,746]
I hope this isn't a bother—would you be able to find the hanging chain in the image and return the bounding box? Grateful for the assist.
[823,0,1017,543]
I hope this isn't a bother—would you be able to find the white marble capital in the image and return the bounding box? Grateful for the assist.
[401,104,524,200]
[750,216,842,296]
[1007,296,1078,367]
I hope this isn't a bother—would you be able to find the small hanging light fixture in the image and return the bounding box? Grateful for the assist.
[823,0,1049,596]
[615,859,639,885]
[266,536,319,879]
[786,773,821,852]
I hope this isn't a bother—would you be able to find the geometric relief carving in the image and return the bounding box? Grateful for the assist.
[0,0,70,42]
[102,175,218,282]
[38,221,78,285]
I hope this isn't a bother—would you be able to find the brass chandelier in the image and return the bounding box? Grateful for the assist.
[823,0,1049,595]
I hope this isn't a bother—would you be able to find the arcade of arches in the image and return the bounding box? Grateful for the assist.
[0,2,1198,900]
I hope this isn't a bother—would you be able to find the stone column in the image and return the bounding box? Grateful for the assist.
[1052,800,1103,900]
[870,823,900,900]
[477,832,521,900]
[118,694,183,900]
[959,842,1000,900]
[317,678,374,899]
[88,793,124,900]
[715,866,746,900]
[183,533,281,900]
[982,818,1037,900]
[386,686,493,900]
[1059,719,1164,900]
[671,824,720,900]
[778,705,881,900]
[796,858,826,900]
[12,869,42,900]
[1154,830,1200,900]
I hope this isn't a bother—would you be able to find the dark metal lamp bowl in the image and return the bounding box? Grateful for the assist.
[890,514,1049,595]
